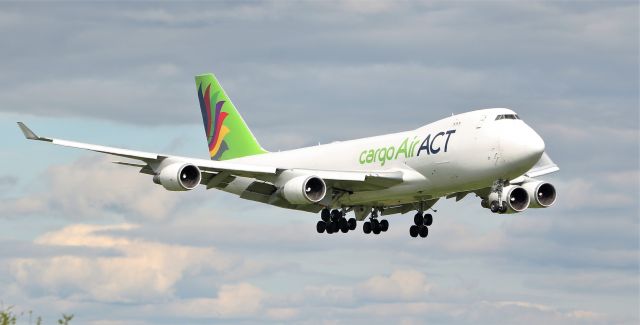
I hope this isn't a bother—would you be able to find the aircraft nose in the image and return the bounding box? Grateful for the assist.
[500,124,545,168]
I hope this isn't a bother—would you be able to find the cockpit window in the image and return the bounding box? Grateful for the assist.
[495,114,520,120]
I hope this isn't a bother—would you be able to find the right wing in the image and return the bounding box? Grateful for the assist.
[524,152,559,178]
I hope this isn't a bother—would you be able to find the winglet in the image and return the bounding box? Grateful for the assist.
[17,122,52,142]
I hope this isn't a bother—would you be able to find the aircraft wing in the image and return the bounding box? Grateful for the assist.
[524,152,559,178]
[17,122,402,191]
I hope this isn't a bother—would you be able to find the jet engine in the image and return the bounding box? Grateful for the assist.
[153,163,201,191]
[487,185,530,214]
[522,180,556,208]
[282,175,327,204]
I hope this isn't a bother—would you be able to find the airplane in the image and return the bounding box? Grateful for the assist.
[17,73,559,238]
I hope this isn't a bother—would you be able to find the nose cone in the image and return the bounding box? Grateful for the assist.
[500,124,545,170]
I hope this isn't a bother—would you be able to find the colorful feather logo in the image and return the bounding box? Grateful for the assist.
[198,84,230,160]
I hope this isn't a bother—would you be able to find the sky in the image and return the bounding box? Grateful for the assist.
[0,1,638,324]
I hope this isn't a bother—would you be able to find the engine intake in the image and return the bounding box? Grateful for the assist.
[522,181,556,208]
[153,163,201,191]
[282,175,327,204]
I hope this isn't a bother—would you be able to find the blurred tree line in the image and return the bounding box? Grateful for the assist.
[1,304,73,325]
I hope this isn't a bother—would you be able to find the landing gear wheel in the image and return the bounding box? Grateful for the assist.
[316,221,326,233]
[339,218,348,231]
[372,223,381,234]
[490,201,499,213]
[326,222,334,234]
[414,212,424,226]
[410,225,419,237]
[500,202,508,213]
[419,226,429,238]
[321,209,330,222]
[348,218,357,230]
[330,210,340,222]
[363,221,372,234]
[339,218,349,233]
[380,219,389,232]
[424,213,433,226]
[371,219,380,228]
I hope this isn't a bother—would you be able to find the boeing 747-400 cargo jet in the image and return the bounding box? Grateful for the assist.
[18,73,559,238]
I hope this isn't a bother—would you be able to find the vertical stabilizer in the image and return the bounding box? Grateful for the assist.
[195,73,267,161]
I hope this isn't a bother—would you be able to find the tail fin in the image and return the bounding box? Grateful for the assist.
[195,73,267,161]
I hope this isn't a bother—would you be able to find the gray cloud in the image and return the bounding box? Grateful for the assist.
[0,156,207,222]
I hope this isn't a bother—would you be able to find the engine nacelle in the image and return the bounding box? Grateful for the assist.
[488,185,530,214]
[153,163,201,191]
[522,181,557,208]
[281,175,327,204]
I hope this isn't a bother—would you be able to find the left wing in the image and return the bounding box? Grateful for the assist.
[17,122,403,192]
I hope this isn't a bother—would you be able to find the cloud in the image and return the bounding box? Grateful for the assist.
[0,156,198,221]
[168,283,266,318]
[9,223,234,302]
[0,175,17,186]
[0,175,18,193]
[355,269,431,302]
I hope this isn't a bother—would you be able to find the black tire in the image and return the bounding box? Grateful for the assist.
[348,218,357,230]
[371,219,380,228]
[316,221,326,233]
[332,222,339,233]
[372,223,381,234]
[490,201,499,213]
[363,221,372,234]
[410,225,419,237]
[424,213,433,226]
[419,226,429,238]
[326,222,334,234]
[500,202,508,213]
[380,219,389,232]
[414,212,424,226]
[339,218,348,230]
[321,209,331,222]
[340,223,349,233]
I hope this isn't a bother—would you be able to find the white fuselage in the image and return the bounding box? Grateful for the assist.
[224,108,545,208]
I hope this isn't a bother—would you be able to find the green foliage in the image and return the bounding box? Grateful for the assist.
[1,303,72,325]
[58,314,74,325]
[0,306,17,325]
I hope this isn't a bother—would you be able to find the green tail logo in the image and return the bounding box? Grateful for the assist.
[196,74,267,161]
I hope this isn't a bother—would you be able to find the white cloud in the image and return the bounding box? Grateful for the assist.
[1,156,196,221]
[355,269,431,302]
[168,282,266,318]
[10,223,234,302]
[561,177,635,209]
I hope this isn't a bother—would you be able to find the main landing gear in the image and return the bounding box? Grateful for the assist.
[409,211,432,238]
[362,209,388,235]
[316,209,357,234]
